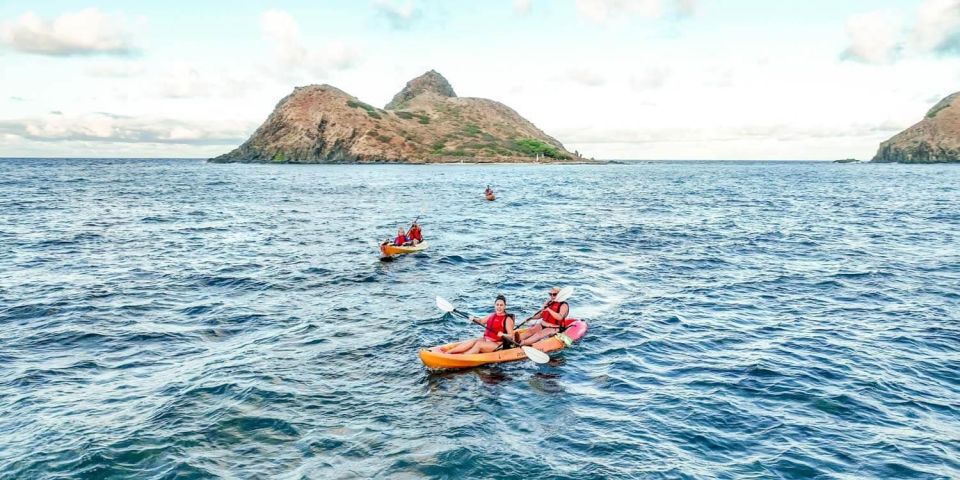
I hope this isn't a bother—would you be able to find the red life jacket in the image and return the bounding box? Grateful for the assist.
[484,312,511,342]
[393,234,406,246]
[541,301,569,328]
[408,227,422,242]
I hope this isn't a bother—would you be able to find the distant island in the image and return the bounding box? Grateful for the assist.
[210,70,587,164]
[872,91,960,163]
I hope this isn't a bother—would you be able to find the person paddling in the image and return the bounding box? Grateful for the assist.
[484,185,493,196]
[407,222,423,245]
[518,287,570,346]
[446,294,516,355]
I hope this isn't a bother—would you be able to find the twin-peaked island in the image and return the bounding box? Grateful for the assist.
[211,70,582,164]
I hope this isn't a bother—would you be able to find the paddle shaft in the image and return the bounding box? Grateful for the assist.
[515,302,566,329]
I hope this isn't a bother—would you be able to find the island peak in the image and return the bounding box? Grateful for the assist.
[211,69,582,164]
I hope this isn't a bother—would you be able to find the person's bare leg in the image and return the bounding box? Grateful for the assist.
[446,339,477,354]
[521,327,558,346]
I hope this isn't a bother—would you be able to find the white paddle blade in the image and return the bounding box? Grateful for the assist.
[436,296,455,313]
[522,346,550,364]
[555,286,574,303]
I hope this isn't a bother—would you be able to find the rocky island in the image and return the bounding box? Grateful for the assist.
[872,91,960,163]
[210,70,583,164]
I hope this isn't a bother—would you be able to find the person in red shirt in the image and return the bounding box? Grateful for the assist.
[518,287,570,346]
[407,222,423,245]
[393,227,407,246]
[446,294,516,354]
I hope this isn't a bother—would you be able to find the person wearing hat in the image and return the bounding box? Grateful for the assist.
[518,287,570,346]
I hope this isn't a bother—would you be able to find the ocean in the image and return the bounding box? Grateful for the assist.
[1,158,957,479]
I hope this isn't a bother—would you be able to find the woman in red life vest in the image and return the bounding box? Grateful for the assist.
[518,287,569,346]
[393,227,407,246]
[446,294,516,354]
[407,222,423,245]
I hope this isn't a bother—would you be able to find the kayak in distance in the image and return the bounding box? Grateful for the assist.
[379,241,428,259]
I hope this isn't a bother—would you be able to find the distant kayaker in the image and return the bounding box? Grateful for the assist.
[446,294,516,354]
[393,227,408,246]
[407,222,423,245]
[484,185,493,196]
[518,287,569,346]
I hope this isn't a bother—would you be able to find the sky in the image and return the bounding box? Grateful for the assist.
[1,0,959,160]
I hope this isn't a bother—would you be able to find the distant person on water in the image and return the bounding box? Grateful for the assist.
[484,185,493,196]
[518,287,570,346]
[446,294,516,354]
[407,222,423,245]
[393,228,408,246]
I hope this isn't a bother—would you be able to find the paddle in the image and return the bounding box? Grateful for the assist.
[514,286,574,330]
[435,296,550,364]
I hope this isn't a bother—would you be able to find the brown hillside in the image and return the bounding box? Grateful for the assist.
[211,70,582,164]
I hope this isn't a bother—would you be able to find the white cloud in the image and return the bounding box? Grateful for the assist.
[562,68,606,86]
[86,62,146,78]
[0,112,250,145]
[673,0,697,19]
[514,0,533,15]
[914,0,960,53]
[575,0,660,23]
[840,11,903,64]
[261,10,361,79]
[629,67,669,90]
[0,8,138,56]
[373,0,421,29]
[573,0,696,23]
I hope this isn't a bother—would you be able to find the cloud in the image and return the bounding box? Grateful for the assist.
[673,0,697,19]
[574,0,696,23]
[0,112,250,146]
[629,67,670,90]
[261,10,361,79]
[914,0,960,54]
[86,62,146,78]
[373,0,422,29]
[556,122,903,145]
[840,11,903,64]
[843,0,960,63]
[563,68,606,86]
[514,0,533,15]
[157,63,261,99]
[0,8,138,56]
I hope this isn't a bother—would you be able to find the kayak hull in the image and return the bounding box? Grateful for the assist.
[485,194,496,201]
[380,241,428,257]
[418,320,588,369]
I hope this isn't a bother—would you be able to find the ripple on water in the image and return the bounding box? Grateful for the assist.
[0,159,958,479]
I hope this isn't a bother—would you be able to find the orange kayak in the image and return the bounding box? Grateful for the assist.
[418,320,588,369]
[380,241,428,258]
[485,193,496,201]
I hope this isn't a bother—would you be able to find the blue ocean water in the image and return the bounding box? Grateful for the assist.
[0,158,958,479]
